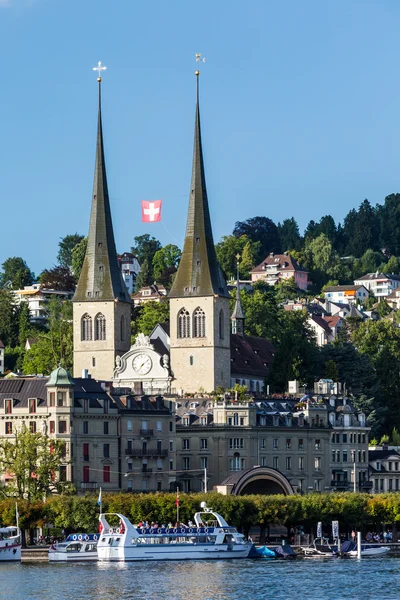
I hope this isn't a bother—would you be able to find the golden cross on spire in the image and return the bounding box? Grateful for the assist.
[93,61,107,82]
[195,53,206,76]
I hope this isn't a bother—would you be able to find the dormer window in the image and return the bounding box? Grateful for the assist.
[5,399,12,415]
[376,461,381,471]
[182,417,190,426]
[29,398,36,414]
[273,415,279,427]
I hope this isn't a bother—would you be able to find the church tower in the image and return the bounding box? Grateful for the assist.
[169,71,231,393]
[231,254,246,336]
[72,67,132,380]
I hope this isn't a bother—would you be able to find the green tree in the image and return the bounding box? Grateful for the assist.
[71,237,87,280]
[274,277,302,303]
[131,300,170,339]
[0,423,68,501]
[22,299,73,374]
[304,234,350,290]
[278,218,302,252]
[233,216,281,263]
[131,234,161,282]
[215,235,260,280]
[57,233,84,269]
[152,244,181,288]
[392,427,400,446]
[39,266,76,291]
[0,289,21,347]
[0,257,34,290]
[233,284,282,342]
[135,258,151,289]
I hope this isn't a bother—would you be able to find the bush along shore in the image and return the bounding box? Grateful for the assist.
[4,492,400,544]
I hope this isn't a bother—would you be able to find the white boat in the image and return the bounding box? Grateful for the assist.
[97,501,253,562]
[0,526,22,561]
[301,537,338,557]
[48,533,99,561]
[337,540,391,557]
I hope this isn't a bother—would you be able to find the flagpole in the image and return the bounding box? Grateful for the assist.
[15,502,19,530]
[176,487,179,524]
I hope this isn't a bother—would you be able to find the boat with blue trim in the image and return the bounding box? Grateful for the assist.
[0,526,21,562]
[48,533,99,561]
[97,501,253,562]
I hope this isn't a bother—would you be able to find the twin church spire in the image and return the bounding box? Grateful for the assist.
[73,72,131,304]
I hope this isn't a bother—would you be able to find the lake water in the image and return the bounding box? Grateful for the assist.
[1,557,399,600]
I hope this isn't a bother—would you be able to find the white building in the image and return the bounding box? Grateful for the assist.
[118,252,141,294]
[354,273,400,299]
[13,285,74,324]
[324,285,369,305]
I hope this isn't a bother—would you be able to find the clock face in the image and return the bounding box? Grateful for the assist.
[132,353,152,375]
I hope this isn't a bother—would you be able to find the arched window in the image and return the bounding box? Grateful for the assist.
[178,308,191,338]
[81,314,92,341]
[120,314,125,341]
[95,313,106,340]
[193,307,206,338]
[219,309,224,339]
[233,453,241,471]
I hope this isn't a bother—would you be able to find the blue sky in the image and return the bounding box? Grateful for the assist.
[1,0,400,275]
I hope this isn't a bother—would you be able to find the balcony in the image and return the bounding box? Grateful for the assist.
[140,429,154,438]
[125,449,168,457]
[330,481,349,489]
[80,482,98,490]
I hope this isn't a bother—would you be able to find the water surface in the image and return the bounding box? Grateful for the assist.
[1,557,399,600]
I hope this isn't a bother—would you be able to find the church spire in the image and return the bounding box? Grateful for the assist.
[169,71,228,299]
[73,67,130,304]
[231,253,245,336]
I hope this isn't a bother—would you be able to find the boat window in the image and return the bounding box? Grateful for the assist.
[85,544,97,552]
[66,543,82,552]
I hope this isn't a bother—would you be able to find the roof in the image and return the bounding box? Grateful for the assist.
[251,253,308,274]
[356,273,400,282]
[169,77,229,299]
[309,314,332,334]
[323,315,341,328]
[324,285,366,292]
[231,334,275,377]
[369,449,400,461]
[46,366,74,387]
[73,82,131,304]
[132,284,167,299]
[0,378,47,408]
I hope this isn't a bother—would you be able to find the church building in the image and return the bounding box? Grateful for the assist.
[72,75,132,381]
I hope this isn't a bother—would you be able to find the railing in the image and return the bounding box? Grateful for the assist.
[141,469,153,476]
[330,481,349,488]
[80,482,98,490]
[125,449,168,457]
[140,429,153,437]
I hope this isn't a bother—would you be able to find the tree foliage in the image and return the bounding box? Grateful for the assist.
[233,217,281,263]
[39,266,76,291]
[57,233,84,269]
[0,257,35,290]
[131,300,170,339]
[0,423,68,501]
[71,237,87,280]
[152,244,181,288]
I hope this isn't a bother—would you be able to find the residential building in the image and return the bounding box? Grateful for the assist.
[72,77,132,381]
[323,285,369,305]
[13,284,74,325]
[132,283,167,306]
[0,340,4,375]
[308,314,336,346]
[175,394,370,495]
[118,252,140,294]
[0,367,175,494]
[250,252,309,290]
[328,397,370,492]
[354,273,400,298]
[168,73,231,393]
[369,447,400,493]
[385,288,400,310]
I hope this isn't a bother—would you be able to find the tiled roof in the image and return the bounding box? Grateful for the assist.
[231,334,275,377]
[310,314,332,334]
[251,253,308,274]
[324,315,341,328]
[324,285,365,292]
[356,273,400,282]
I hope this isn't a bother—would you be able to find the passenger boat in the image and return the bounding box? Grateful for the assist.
[48,533,99,561]
[97,501,253,562]
[0,526,22,561]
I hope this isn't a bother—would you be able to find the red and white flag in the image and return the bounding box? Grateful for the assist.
[175,490,180,507]
[141,200,162,223]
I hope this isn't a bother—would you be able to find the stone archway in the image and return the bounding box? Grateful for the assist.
[217,466,294,496]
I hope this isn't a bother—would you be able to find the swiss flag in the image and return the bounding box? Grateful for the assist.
[141,200,162,223]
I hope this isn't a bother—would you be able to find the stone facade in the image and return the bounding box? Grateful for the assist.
[73,300,131,381]
[169,296,231,393]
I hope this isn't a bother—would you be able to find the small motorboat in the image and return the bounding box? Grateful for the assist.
[301,537,338,557]
[273,544,297,559]
[48,533,99,561]
[336,540,391,557]
[248,545,276,558]
[0,526,22,562]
